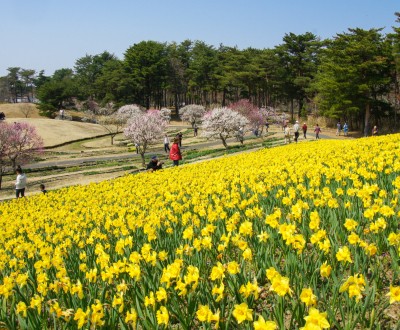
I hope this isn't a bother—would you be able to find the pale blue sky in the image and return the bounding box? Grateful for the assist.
[1,0,398,76]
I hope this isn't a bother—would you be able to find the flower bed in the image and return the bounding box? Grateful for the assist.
[0,135,399,329]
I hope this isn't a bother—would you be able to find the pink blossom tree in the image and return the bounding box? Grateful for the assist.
[230,99,264,135]
[124,111,167,167]
[179,104,206,127]
[0,122,44,189]
[201,107,249,148]
[0,123,12,189]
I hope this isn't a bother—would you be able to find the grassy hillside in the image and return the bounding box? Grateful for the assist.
[0,104,109,147]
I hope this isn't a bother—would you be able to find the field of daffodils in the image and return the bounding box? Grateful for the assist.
[0,134,399,329]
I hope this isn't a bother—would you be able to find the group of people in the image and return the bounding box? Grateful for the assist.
[337,121,378,137]
[284,120,380,144]
[336,121,349,136]
[283,121,323,143]
[147,133,183,171]
[14,166,47,198]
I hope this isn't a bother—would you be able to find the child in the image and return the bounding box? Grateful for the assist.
[40,184,47,194]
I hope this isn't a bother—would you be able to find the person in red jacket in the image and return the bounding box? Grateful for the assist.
[302,122,308,139]
[169,137,182,166]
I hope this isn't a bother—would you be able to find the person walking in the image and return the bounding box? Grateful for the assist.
[163,134,170,153]
[314,124,321,139]
[169,137,182,166]
[293,121,300,143]
[284,125,291,144]
[193,124,198,137]
[372,125,378,136]
[343,122,349,136]
[237,127,244,145]
[336,121,342,136]
[15,168,27,198]
[302,123,308,139]
[177,132,183,147]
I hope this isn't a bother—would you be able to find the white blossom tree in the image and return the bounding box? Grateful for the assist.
[201,107,249,148]
[83,104,145,145]
[179,104,206,127]
[160,107,172,123]
[117,104,145,121]
[124,110,167,167]
[97,110,127,145]
[259,106,278,126]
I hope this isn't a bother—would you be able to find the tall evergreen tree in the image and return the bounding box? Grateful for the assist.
[187,41,218,105]
[74,51,116,101]
[124,41,168,109]
[275,32,321,120]
[313,28,394,135]
[36,68,77,117]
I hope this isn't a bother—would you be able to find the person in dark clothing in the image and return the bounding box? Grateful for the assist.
[302,123,307,139]
[40,184,47,194]
[177,132,183,147]
[146,155,164,171]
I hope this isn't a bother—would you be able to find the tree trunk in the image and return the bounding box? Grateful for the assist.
[364,103,371,137]
[111,135,114,145]
[0,172,2,190]
[219,133,228,149]
[290,99,294,122]
[298,98,303,119]
[140,152,146,168]
[175,93,179,115]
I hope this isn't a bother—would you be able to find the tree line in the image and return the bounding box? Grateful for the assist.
[1,13,399,134]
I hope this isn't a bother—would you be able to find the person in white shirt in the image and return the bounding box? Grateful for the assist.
[15,168,27,198]
[164,134,170,153]
[284,125,291,144]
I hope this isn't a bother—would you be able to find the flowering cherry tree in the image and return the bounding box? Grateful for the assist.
[201,107,249,148]
[124,111,167,167]
[179,104,206,127]
[259,106,277,123]
[230,99,264,135]
[0,122,44,189]
[160,108,172,123]
[0,123,12,189]
[96,110,128,145]
[117,104,145,120]
[84,104,145,145]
